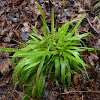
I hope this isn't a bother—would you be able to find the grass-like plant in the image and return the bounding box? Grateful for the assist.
[93,1,100,12]
[0,2,99,100]
[93,2,100,18]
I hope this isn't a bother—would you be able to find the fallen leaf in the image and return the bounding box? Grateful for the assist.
[92,16,100,31]
[73,74,81,85]
[21,21,30,32]
[73,13,86,21]
[90,52,99,62]
[0,58,11,75]
[88,52,99,66]
[34,2,41,18]
[4,31,14,43]
[94,39,100,49]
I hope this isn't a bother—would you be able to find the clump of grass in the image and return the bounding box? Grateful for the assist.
[0,2,98,100]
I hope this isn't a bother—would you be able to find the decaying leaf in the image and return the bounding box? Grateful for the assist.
[34,2,41,19]
[0,58,11,75]
[92,16,100,31]
[83,51,99,67]
[89,52,99,63]
[94,39,100,49]
[73,74,81,85]
[21,22,30,32]
[73,13,86,21]
[20,21,30,41]
[4,31,14,43]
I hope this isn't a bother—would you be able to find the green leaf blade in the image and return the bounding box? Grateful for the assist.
[60,57,66,86]
[69,14,86,38]
[36,57,45,89]
[67,72,71,90]
[37,74,46,99]
[54,56,60,79]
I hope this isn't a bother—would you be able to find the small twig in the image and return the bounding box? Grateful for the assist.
[10,83,19,100]
[15,17,27,30]
[8,91,16,100]
[61,90,100,94]
[82,94,84,100]
[86,14,100,34]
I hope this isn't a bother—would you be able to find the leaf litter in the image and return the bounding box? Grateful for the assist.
[0,0,100,99]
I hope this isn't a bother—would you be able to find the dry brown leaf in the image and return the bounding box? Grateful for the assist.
[34,2,41,18]
[20,21,30,41]
[88,53,99,66]
[21,22,30,32]
[90,53,99,62]
[73,74,81,85]
[92,16,100,31]
[4,31,14,43]
[73,13,86,21]
[94,39,100,49]
[0,58,11,75]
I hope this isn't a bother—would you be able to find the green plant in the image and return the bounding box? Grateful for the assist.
[0,2,99,100]
[93,2,100,18]
[94,2,100,11]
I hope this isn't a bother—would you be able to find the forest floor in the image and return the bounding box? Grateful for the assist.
[0,0,100,100]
